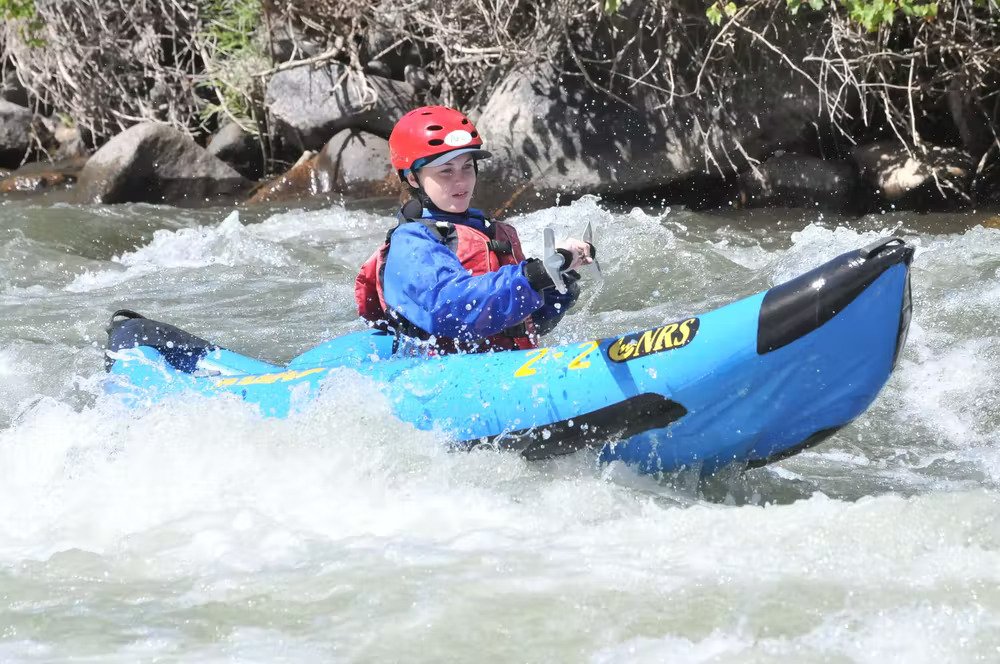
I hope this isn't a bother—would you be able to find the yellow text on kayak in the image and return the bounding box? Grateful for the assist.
[213,367,328,388]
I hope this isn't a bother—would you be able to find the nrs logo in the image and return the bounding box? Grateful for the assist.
[607,318,700,362]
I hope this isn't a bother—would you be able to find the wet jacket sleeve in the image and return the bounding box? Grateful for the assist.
[382,224,545,339]
[531,274,581,336]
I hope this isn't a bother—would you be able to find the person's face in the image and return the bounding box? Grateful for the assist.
[407,154,476,213]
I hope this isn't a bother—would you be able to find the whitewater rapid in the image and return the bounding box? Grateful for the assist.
[1,197,998,661]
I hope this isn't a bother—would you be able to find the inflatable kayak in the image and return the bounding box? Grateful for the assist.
[104,237,913,475]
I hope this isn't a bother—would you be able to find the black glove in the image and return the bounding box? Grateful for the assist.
[524,248,573,291]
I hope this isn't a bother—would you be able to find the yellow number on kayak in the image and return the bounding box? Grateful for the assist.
[514,348,550,378]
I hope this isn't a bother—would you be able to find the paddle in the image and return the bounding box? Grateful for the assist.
[541,222,602,293]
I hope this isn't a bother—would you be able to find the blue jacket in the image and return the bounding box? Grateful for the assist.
[381,207,579,341]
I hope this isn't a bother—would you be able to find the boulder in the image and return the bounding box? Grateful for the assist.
[738,154,861,212]
[852,141,973,210]
[208,122,264,180]
[75,122,251,205]
[52,124,89,160]
[248,150,318,204]
[0,100,34,168]
[361,26,423,81]
[267,22,328,63]
[473,67,697,213]
[1,70,29,107]
[312,130,395,196]
[972,144,1000,206]
[249,130,397,203]
[39,115,90,160]
[403,64,430,92]
[265,63,414,157]
[472,60,827,214]
[0,158,86,193]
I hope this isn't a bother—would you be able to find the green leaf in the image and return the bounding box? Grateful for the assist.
[706,3,723,24]
[880,1,896,25]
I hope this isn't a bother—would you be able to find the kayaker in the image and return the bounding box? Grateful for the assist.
[355,105,594,354]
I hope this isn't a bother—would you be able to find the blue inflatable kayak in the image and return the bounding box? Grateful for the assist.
[104,237,913,475]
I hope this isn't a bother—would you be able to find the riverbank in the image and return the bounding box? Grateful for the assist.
[1,0,998,215]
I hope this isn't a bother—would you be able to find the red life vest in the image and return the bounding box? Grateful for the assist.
[355,215,537,354]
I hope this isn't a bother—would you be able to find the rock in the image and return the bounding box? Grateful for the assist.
[248,151,318,203]
[267,22,328,63]
[0,161,79,193]
[249,130,397,203]
[364,60,393,78]
[0,158,87,194]
[738,154,861,212]
[1,70,29,107]
[39,115,91,160]
[0,100,34,168]
[474,67,696,213]
[208,122,264,180]
[472,61,826,214]
[361,25,423,80]
[403,64,430,92]
[75,122,251,205]
[852,141,973,210]
[53,125,89,160]
[946,80,993,160]
[313,130,395,196]
[265,63,414,157]
[972,144,1000,206]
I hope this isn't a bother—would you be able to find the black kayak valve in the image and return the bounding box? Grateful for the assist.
[107,309,145,333]
[859,237,906,259]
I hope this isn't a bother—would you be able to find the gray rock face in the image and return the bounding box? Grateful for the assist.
[76,122,250,205]
[739,154,861,212]
[208,122,264,180]
[974,155,1000,206]
[313,130,393,196]
[1,70,29,107]
[0,158,86,194]
[472,63,825,214]
[39,115,90,160]
[362,26,423,81]
[265,64,414,157]
[0,101,34,168]
[248,130,396,204]
[473,68,687,212]
[267,22,327,64]
[852,141,972,210]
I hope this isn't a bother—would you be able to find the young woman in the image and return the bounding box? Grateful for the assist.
[355,106,593,354]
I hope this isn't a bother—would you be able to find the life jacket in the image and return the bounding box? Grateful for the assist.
[355,207,537,354]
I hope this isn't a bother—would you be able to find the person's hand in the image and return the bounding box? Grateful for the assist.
[556,238,595,271]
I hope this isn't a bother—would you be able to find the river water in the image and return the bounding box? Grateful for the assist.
[1,195,998,662]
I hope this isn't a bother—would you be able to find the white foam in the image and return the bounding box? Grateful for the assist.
[769,223,893,284]
[0,345,41,425]
[251,206,387,244]
[66,211,292,292]
[5,201,1000,659]
[896,337,992,447]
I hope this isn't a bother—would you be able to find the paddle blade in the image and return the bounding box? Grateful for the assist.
[580,220,603,280]
[542,226,567,293]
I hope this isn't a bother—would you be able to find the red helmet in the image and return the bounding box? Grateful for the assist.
[389,106,491,175]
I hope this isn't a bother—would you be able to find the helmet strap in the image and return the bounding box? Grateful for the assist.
[405,170,434,210]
